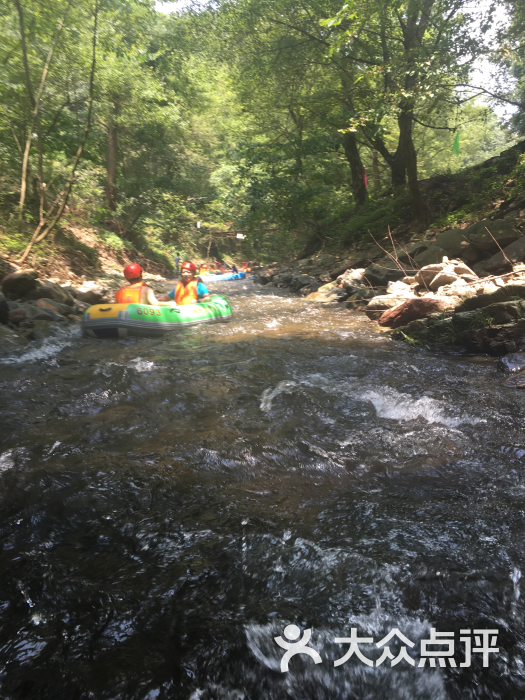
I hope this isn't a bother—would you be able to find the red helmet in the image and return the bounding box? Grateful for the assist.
[123,263,143,280]
[181,262,197,272]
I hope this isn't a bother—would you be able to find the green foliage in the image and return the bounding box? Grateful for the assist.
[469,311,494,329]
[0,0,521,269]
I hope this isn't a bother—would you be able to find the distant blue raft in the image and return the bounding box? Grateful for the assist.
[200,272,246,282]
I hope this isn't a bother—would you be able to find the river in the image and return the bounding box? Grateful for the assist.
[1,279,524,699]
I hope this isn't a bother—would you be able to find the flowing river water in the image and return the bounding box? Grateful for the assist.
[1,280,525,699]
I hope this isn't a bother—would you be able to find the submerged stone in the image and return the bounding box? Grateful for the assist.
[498,353,525,373]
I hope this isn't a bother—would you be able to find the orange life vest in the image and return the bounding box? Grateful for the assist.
[175,279,199,305]
[115,281,145,304]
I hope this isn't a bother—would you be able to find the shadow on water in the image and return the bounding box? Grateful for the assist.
[1,281,525,698]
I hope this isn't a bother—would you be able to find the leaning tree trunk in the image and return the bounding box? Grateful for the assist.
[106,115,118,211]
[342,131,367,206]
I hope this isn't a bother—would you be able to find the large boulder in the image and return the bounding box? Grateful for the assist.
[484,235,525,273]
[35,298,73,317]
[434,228,470,257]
[460,243,484,264]
[413,246,449,267]
[455,284,525,313]
[25,280,75,305]
[378,297,456,328]
[0,324,29,356]
[466,219,522,253]
[398,241,431,262]
[274,272,294,286]
[428,271,459,291]
[18,302,65,322]
[362,262,405,287]
[393,313,456,345]
[2,270,39,299]
[414,260,477,290]
[290,274,316,290]
[345,288,375,308]
[336,268,366,289]
[365,293,415,320]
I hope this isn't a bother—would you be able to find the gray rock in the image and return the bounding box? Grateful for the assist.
[25,280,75,305]
[484,235,525,273]
[362,263,405,287]
[428,271,459,291]
[1,270,39,298]
[460,243,484,263]
[398,241,431,262]
[434,228,470,257]
[498,352,525,373]
[345,288,375,307]
[365,294,412,320]
[36,298,74,316]
[274,272,294,286]
[18,303,64,322]
[291,274,317,290]
[75,289,104,305]
[466,219,521,253]
[455,284,525,312]
[413,246,449,266]
[393,313,456,346]
[0,324,29,356]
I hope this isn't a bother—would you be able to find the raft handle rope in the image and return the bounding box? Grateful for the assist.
[99,307,112,312]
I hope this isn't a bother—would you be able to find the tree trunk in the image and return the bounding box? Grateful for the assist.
[397,109,429,225]
[342,131,367,206]
[390,150,406,188]
[106,115,118,211]
[372,149,381,190]
[365,132,406,188]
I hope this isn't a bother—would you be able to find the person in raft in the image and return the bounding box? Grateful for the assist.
[158,261,211,305]
[115,263,176,306]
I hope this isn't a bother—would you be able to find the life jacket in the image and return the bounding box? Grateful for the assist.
[175,279,199,305]
[115,281,145,304]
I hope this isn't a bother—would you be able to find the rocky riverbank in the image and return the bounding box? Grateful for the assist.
[253,212,525,360]
[0,268,171,357]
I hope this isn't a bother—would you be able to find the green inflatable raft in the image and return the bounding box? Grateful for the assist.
[82,294,232,338]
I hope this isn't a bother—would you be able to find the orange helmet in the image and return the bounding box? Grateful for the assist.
[181,262,197,272]
[123,263,142,280]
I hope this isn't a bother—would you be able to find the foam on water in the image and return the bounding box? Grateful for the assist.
[261,374,481,427]
[0,326,81,365]
[360,387,481,427]
[260,380,298,411]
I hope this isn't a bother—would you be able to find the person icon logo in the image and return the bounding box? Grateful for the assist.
[274,624,322,672]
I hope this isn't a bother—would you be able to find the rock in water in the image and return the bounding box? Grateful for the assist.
[498,353,525,373]
[0,300,8,325]
[1,270,39,298]
[0,324,29,356]
[378,297,454,328]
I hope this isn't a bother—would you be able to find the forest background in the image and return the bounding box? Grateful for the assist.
[1,0,525,271]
